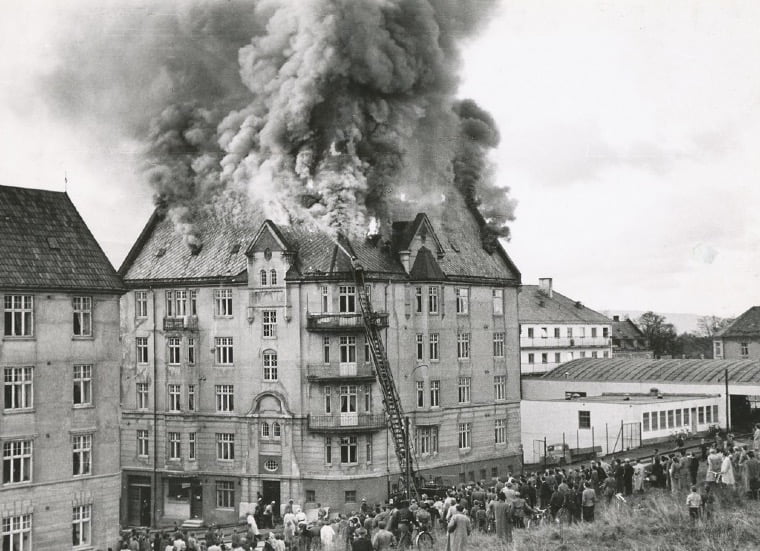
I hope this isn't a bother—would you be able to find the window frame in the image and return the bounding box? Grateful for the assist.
[3,366,33,411]
[136,336,149,364]
[263,351,278,381]
[72,296,93,337]
[72,364,92,407]
[72,434,92,477]
[494,418,507,444]
[493,332,505,358]
[578,410,591,429]
[494,375,506,401]
[457,332,471,360]
[429,333,439,361]
[214,289,234,317]
[262,310,277,338]
[3,295,34,337]
[135,291,148,319]
[492,288,503,315]
[457,377,471,404]
[428,287,439,314]
[168,432,181,461]
[339,435,358,465]
[216,433,235,461]
[458,422,471,450]
[215,337,234,365]
[430,380,440,407]
[455,288,469,314]
[216,480,235,509]
[215,384,234,413]
[72,504,92,549]
[2,440,32,485]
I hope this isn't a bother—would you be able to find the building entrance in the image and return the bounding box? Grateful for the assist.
[262,480,281,524]
[127,476,152,527]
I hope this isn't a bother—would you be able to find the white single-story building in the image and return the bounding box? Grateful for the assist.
[521,392,721,463]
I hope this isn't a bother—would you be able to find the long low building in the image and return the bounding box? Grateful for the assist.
[522,358,760,432]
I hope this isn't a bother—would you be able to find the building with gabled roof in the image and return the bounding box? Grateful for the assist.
[118,195,522,526]
[518,278,612,375]
[713,306,760,360]
[611,315,653,358]
[0,185,124,550]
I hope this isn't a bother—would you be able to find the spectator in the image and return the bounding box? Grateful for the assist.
[746,451,760,499]
[371,522,395,551]
[686,486,701,522]
[447,505,471,551]
[581,481,596,522]
[720,450,736,486]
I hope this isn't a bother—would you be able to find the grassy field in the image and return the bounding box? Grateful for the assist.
[426,488,760,550]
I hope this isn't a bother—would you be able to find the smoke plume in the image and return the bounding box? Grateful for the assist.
[44,0,516,249]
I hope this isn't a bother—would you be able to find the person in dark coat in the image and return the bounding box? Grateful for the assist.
[652,457,664,489]
[614,460,625,495]
[623,459,635,496]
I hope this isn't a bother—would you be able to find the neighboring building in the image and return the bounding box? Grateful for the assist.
[611,315,653,358]
[521,392,721,463]
[713,306,760,360]
[0,185,124,550]
[518,278,612,375]
[118,200,522,526]
[522,358,760,433]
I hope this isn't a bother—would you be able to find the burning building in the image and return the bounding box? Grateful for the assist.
[118,188,521,525]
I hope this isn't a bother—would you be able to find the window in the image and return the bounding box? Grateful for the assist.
[339,286,356,313]
[72,434,92,476]
[591,351,598,359]
[72,297,92,337]
[324,386,331,413]
[325,437,332,464]
[263,310,277,338]
[306,490,316,502]
[261,422,270,438]
[541,353,548,364]
[216,480,235,509]
[340,385,357,413]
[456,288,469,314]
[1,514,31,551]
[72,505,92,548]
[364,338,370,362]
[340,336,356,364]
[493,332,505,357]
[457,333,470,360]
[494,419,507,444]
[698,407,705,424]
[415,287,423,313]
[528,353,534,364]
[320,286,329,312]
[137,430,149,457]
[603,351,609,358]
[580,351,586,358]
[168,432,181,460]
[168,384,181,412]
[492,289,503,315]
[541,327,548,338]
[660,411,666,428]
[706,406,712,423]
[527,328,534,338]
[136,383,149,410]
[273,422,281,439]
[683,408,690,426]
[2,440,32,484]
[591,327,598,338]
[416,334,424,361]
[567,327,573,338]
[428,287,439,314]
[416,426,439,455]
[4,295,33,337]
[554,327,561,338]
[166,290,187,317]
[168,337,181,365]
[643,412,650,432]
[270,269,277,286]
[429,333,439,361]
[457,377,471,403]
[554,352,561,363]
[263,351,278,381]
[741,342,749,358]
[73,365,92,406]
[188,433,196,460]
[340,436,358,464]
[215,385,234,412]
[136,337,149,364]
[676,409,682,426]
[187,337,196,365]
[4,367,33,410]
[494,375,506,401]
[216,433,235,460]
[363,385,372,412]
[430,380,440,407]
[135,291,148,318]
[416,381,424,408]
[458,423,471,450]
[667,410,674,428]
[214,289,233,317]
[578,410,591,429]
[260,269,268,286]
[579,327,586,338]
[187,384,196,411]
[713,405,719,423]
[603,327,609,338]
[651,411,659,430]
[215,337,234,365]
[714,342,722,358]
[323,337,330,364]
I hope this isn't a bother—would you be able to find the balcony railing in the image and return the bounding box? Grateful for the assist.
[520,337,611,349]
[308,413,386,432]
[163,316,199,332]
[306,312,388,332]
[307,363,376,382]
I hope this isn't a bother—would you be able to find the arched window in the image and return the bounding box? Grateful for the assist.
[273,422,281,439]
[263,351,278,381]
[270,269,277,286]
[261,422,270,438]
[260,270,267,286]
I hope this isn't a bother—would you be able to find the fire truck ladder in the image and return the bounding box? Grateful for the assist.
[352,261,419,499]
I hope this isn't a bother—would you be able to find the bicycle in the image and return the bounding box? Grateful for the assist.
[413,527,434,550]
[525,507,549,529]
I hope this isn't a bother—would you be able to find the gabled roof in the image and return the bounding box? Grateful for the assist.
[518,286,611,324]
[540,358,760,385]
[409,246,446,281]
[0,185,124,293]
[393,213,444,256]
[612,318,646,340]
[716,306,760,338]
[246,219,292,255]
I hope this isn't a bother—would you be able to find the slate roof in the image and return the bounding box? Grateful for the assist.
[121,191,521,286]
[612,318,646,341]
[540,358,760,385]
[716,307,760,338]
[0,185,124,293]
[518,285,611,324]
[409,246,446,281]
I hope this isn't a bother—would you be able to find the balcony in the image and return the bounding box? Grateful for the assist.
[306,312,388,332]
[163,316,199,332]
[520,336,611,349]
[307,363,376,383]
[308,413,386,433]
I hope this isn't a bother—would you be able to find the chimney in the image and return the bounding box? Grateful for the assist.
[613,315,620,322]
[538,277,553,297]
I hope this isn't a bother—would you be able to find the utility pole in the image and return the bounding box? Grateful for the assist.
[405,416,412,500]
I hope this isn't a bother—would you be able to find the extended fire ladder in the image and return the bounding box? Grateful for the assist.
[352,260,419,500]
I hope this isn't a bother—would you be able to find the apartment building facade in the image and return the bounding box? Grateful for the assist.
[118,202,522,526]
[0,186,124,550]
[519,279,612,375]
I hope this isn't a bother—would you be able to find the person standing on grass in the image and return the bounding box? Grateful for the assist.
[447,504,471,551]
[753,424,760,454]
[493,493,512,544]
[669,456,682,493]
[633,459,646,493]
[706,448,723,487]
[688,452,700,486]
[686,486,702,521]
[720,449,736,487]
[623,459,634,496]
[581,481,596,522]
[746,451,760,499]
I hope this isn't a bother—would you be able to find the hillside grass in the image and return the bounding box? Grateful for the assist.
[431,487,760,550]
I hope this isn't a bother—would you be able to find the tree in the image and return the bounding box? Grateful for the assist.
[697,315,734,338]
[636,312,678,358]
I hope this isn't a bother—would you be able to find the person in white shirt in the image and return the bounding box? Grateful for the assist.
[320,521,336,551]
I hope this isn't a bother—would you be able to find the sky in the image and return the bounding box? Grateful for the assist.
[1,0,758,319]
